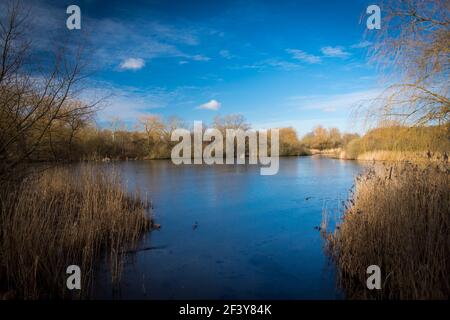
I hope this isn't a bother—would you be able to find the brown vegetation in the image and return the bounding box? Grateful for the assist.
[324,161,449,299]
[279,127,310,156]
[16,113,311,161]
[322,0,450,300]
[0,2,154,300]
[343,124,449,160]
[0,166,151,299]
[301,125,359,151]
[0,2,98,182]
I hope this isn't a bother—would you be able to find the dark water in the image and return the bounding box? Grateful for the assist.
[93,156,364,299]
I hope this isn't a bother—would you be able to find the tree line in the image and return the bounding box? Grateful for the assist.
[30,114,312,161]
[27,108,381,161]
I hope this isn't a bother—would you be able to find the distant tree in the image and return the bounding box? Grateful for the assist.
[108,117,126,142]
[342,133,360,146]
[279,127,306,156]
[328,127,342,148]
[312,126,329,150]
[213,114,250,134]
[163,115,186,142]
[138,115,164,144]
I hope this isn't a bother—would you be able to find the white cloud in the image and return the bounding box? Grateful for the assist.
[198,99,221,110]
[286,49,321,64]
[219,50,234,59]
[320,46,350,58]
[191,54,211,61]
[351,41,372,49]
[119,58,145,70]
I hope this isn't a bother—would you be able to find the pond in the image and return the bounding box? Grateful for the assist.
[93,156,364,299]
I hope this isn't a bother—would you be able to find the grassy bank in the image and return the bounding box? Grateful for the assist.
[0,166,152,299]
[324,161,449,299]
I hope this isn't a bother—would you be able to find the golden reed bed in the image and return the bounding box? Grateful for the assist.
[0,165,151,299]
[325,161,449,299]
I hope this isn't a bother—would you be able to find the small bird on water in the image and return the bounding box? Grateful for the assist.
[152,223,161,230]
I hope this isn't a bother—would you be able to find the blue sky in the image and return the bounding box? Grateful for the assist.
[26,0,383,135]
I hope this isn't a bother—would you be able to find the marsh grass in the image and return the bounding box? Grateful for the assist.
[356,150,446,162]
[0,165,152,299]
[324,161,449,299]
[342,125,450,160]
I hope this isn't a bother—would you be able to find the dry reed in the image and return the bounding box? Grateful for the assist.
[356,150,446,162]
[325,161,449,299]
[0,165,152,299]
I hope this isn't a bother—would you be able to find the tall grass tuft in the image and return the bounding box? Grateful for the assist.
[0,165,152,299]
[324,161,449,299]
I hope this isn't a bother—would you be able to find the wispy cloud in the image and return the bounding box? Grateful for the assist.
[119,58,145,70]
[17,0,219,70]
[219,50,235,59]
[320,46,350,58]
[198,99,221,110]
[288,89,380,112]
[286,49,321,64]
[351,41,372,49]
[83,81,210,122]
[190,54,211,61]
[239,58,301,71]
[85,86,167,122]
[263,58,301,70]
[286,46,350,64]
[151,22,199,46]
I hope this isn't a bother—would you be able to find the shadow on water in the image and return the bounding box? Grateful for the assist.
[92,156,364,299]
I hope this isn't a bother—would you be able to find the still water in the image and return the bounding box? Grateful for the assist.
[93,156,364,299]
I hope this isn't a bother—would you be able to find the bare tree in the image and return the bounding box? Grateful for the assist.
[367,0,449,126]
[108,116,125,142]
[213,114,250,134]
[49,100,94,160]
[138,114,165,146]
[162,115,186,143]
[0,1,97,181]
